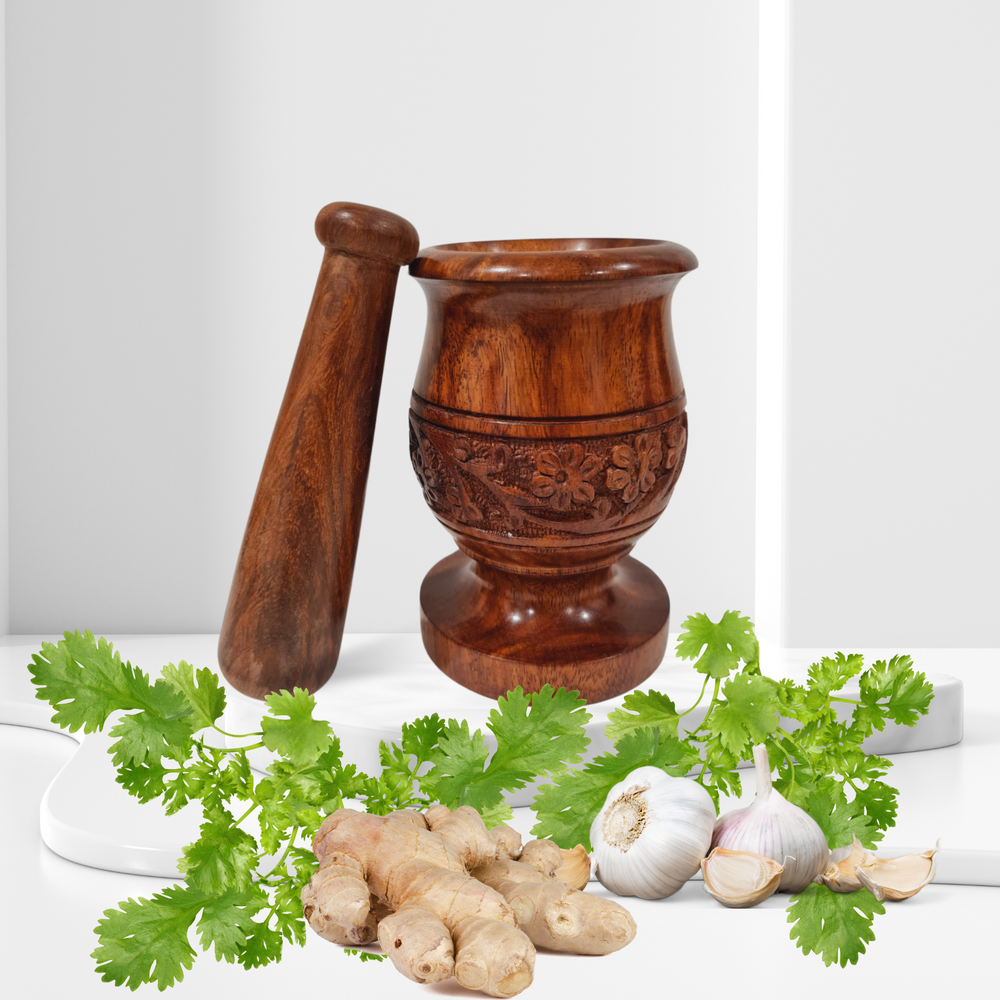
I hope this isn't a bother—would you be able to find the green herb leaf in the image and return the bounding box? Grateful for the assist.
[694,732,743,808]
[344,948,387,963]
[849,778,899,835]
[705,673,780,756]
[484,685,591,784]
[855,655,934,733]
[806,652,865,698]
[423,720,493,812]
[178,807,259,895]
[239,915,286,969]
[162,661,227,732]
[108,711,193,768]
[92,885,206,990]
[675,611,759,678]
[424,686,591,826]
[261,688,333,767]
[400,713,446,767]
[787,884,885,967]
[116,757,170,804]
[605,689,680,745]
[196,888,268,963]
[30,631,190,734]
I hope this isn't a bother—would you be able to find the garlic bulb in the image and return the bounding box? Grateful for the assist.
[701,847,784,908]
[819,834,867,892]
[590,766,715,899]
[854,842,940,901]
[712,744,829,892]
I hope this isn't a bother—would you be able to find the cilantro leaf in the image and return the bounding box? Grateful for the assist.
[531,730,698,851]
[271,896,307,949]
[424,687,591,826]
[807,652,865,698]
[694,732,743,808]
[270,862,312,948]
[675,611,758,678]
[116,757,170,804]
[344,948,387,963]
[196,888,267,963]
[162,661,227,732]
[605,689,680,745]
[93,885,206,990]
[261,688,333,767]
[185,744,256,814]
[787,884,885,967]
[178,807,259,894]
[855,656,934,733]
[239,916,286,969]
[705,673,780,756]
[850,778,899,835]
[30,631,190,734]
[423,719,493,812]
[302,738,367,815]
[484,685,591,785]
[108,711,193,768]
[400,713,446,767]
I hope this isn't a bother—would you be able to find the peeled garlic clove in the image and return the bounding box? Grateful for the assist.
[819,833,868,893]
[553,845,592,891]
[854,842,939,902]
[701,847,784,908]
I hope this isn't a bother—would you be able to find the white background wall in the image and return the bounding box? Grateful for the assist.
[5,1,758,636]
[0,0,7,636]
[4,2,997,648]
[782,1,999,646]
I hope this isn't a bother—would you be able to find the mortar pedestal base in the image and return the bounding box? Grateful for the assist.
[419,551,670,702]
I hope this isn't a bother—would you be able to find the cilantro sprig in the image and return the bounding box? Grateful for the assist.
[28,620,933,985]
[362,685,592,827]
[529,611,934,968]
[28,632,591,989]
[530,611,933,854]
[30,631,365,987]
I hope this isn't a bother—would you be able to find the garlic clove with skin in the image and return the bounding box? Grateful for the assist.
[854,842,940,902]
[712,744,830,893]
[590,766,716,900]
[819,833,868,892]
[701,847,784,908]
[553,845,592,891]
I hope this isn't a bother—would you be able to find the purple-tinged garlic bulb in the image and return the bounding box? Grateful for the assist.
[711,744,829,892]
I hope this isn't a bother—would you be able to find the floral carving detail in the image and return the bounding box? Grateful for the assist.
[606,433,663,503]
[409,408,686,538]
[445,481,483,523]
[531,445,601,510]
[453,437,474,462]
[411,435,442,506]
[664,421,686,468]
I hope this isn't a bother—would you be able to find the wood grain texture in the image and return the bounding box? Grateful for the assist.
[409,237,696,703]
[219,202,419,699]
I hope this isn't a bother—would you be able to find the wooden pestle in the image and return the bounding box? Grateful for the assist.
[219,202,419,699]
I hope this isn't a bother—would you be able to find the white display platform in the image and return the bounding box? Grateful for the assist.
[0,633,993,885]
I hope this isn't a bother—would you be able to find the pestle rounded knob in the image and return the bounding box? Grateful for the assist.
[315,201,420,266]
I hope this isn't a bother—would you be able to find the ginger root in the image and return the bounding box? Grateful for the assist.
[302,805,636,996]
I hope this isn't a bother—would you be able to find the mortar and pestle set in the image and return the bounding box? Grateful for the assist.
[218,202,696,705]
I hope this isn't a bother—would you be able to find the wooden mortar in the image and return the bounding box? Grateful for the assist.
[408,238,696,702]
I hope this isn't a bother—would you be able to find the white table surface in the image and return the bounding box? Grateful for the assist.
[2,634,998,999]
